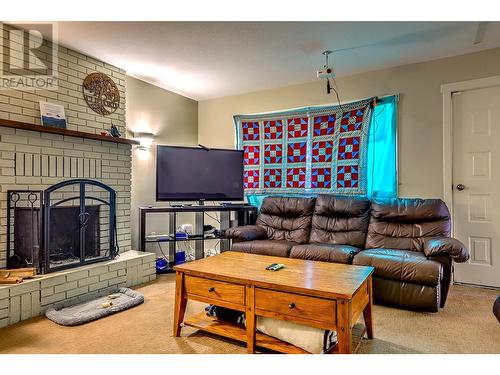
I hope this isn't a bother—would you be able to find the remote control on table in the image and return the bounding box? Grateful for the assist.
[265,263,284,271]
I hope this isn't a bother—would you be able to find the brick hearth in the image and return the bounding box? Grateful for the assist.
[0,250,156,328]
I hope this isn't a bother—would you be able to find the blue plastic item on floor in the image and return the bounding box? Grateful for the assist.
[156,258,171,273]
[175,251,186,264]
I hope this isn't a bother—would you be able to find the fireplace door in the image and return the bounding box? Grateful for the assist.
[43,179,117,273]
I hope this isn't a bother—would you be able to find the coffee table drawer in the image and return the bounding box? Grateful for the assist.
[184,275,245,306]
[255,288,336,325]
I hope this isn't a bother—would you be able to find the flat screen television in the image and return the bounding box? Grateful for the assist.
[156,145,244,202]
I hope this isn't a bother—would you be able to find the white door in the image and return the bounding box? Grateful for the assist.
[452,85,500,287]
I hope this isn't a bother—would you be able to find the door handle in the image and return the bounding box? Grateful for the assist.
[456,184,465,191]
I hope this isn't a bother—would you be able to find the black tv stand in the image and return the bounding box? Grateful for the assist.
[138,204,257,269]
[220,202,249,207]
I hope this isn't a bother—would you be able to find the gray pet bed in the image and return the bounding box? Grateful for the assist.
[45,287,144,326]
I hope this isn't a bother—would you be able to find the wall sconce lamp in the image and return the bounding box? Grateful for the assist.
[133,132,155,151]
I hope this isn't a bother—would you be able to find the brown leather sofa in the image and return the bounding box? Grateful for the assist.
[225,195,469,312]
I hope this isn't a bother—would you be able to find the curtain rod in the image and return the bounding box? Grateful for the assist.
[233,93,399,119]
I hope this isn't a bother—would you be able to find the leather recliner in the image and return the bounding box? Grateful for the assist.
[289,194,370,264]
[230,196,316,257]
[224,195,469,312]
[352,198,468,312]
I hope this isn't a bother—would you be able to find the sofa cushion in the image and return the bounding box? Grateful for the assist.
[353,248,443,287]
[366,198,451,252]
[289,243,360,264]
[256,196,315,244]
[310,194,370,248]
[231,239,296,258]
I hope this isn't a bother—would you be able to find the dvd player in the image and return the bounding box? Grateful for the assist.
[146,233,172,241]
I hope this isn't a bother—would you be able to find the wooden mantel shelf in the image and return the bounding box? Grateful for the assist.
[0,119,140,145]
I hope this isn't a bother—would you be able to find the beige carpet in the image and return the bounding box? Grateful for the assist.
[0,274,499,354]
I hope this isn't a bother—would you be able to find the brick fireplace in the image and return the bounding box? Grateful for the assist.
[0,29,131,269]
[0,25,156,329]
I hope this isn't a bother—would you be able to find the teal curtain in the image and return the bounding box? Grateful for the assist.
[247,95,398,209]
[366,95,398,198]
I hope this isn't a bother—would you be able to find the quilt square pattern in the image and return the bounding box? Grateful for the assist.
[264,120,283,140]
[286,167,306,188]
[337,165,359,188]
[313,115,335,136]
[238,97,372,195]
[287,117,308,139]
[264,144,282,164]
[311,168,331,188]
[264,168,282,188]
[338,136,360,160]
[244,170,259,189]
[244,145,259,165]
[242,121,260,140]
[287,142,307,163]
[340,109,365,133]
[312,141,334,163]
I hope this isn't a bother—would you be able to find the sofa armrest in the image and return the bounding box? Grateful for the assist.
[224,225,268,241]
[424,237,469,263]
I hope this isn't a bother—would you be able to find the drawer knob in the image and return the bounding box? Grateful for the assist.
[288,302,295,309]
[208,287,215,292]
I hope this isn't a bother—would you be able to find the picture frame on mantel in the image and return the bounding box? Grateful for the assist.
[39,101,67,129]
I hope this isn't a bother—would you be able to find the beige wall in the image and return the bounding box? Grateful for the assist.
[198,47,500,199]
[126,76,198,250]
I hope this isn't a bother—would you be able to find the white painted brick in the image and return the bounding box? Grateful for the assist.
[66,285,89,298]
[16,144,41,153]
[41,292,66,306]
[126,258,142,267]
[0,134,28,144]
[31,291,41,316]
[20,293,33,320]
[109,262,126,272]
[89,280,108,292]
[89,265,109,276]
[0,288,9,299]
[28,138,53,147]
[9,295,21,324]
[41,287,54,298]
[9,281,41,297]
[41,275,66,288]
[141,262,155,272]
[0,103,22,114]
[126,265,139,287]
[66,269,89,282]
[99,271,118,282]
[107,275,127,286]
[142,253,156,264]
[0,308,9,319]
[54,281,78,293]
[0,298,8,309]
[0,142,15,151]
[77,275,99,287]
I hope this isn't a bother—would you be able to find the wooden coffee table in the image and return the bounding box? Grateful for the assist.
[173,251,374,354]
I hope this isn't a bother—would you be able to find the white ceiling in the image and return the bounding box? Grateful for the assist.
[56,22,500,101]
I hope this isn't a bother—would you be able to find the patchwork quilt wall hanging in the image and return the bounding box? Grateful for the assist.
[234,98,374,196]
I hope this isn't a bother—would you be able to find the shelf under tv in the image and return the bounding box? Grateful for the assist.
[145,234,224,243]
[139,205,258,268]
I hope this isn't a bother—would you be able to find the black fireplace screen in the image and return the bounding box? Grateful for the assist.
[7,179,117,273]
